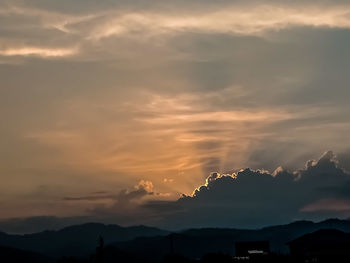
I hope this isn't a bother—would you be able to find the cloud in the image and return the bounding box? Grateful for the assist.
[301,198,350,213]
[53,151,350,229]
[86,6,350,40]
[136,180,154,193]
[3,151,350,231]
[139,151,350,229]
[1,0,350,226]
[0,47,77,57]
[60,180,161,226]
[2,1,350,62]
[163,178,174,183]
[64,180,154,203]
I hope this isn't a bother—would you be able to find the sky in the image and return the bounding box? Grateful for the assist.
[1,0,350,232]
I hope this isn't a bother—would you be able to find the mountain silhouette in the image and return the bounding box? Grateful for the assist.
[110,218,350,261]
[0,223,169,258]
[1,219,350,261]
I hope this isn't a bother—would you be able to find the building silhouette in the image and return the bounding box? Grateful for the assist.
[287,229,350,262]
[235,241,270,258]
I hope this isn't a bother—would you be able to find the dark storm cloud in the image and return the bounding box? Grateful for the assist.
[139,151,350,229]
[336,150,350,173]
[56,151,350,230]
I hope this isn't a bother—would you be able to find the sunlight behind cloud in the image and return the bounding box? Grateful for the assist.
[21,91,308,201]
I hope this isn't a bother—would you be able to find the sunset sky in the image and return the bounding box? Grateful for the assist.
[1,0,350,231]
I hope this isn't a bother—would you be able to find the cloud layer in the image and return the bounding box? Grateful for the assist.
[53,151,350,230]
[1,0,350,223]
[162,151,350,228]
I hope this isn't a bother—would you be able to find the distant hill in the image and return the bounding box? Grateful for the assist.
[0,216,90,234]
[111,218,350,261]
[0,223,169,258]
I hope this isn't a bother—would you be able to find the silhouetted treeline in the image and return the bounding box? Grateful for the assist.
[2,243,350,263]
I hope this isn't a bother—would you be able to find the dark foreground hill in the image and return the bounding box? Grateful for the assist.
[1,219,350,261]
[111,218,350,261]
[0,246,52,263]
[0,223,169,258]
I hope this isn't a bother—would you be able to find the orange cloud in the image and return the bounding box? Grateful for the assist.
[0,47,77,57]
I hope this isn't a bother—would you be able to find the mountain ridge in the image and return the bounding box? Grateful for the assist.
[1,218,350,259]
[0,223,169,258]
[110,218,350,260]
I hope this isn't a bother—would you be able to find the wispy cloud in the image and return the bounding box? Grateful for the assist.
[302,198,350,213]
[2,2,350,61]
[22,91,325,198]
[87,5,350,40]
[0,47,77,57]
